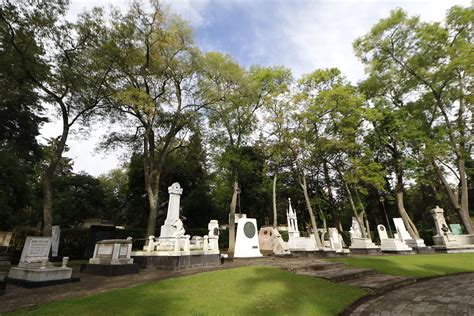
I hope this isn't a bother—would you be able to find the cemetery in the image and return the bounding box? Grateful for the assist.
[0,0,473,315]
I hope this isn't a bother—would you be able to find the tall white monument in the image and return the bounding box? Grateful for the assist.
[160,183,185,238]
[286,199,318,251]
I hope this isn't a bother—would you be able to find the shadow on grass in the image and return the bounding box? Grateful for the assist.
[7,266,366,316]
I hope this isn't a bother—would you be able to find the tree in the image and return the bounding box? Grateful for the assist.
[354,6,474,233]
[99,2,202,237]
[199,53,284,253]
[1,2,113,235]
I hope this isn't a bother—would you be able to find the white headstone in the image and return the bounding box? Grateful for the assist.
[377,224,389,240]
[0,231,13,248]
[350,217,363,239]
[52,225,61,257]
[160,183,185,238]
[234,218,263,258]
[19,237,52,267]
[393,218,412,242]
[328,228,344,252]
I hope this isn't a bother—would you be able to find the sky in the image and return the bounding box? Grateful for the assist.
[41,0,471,176]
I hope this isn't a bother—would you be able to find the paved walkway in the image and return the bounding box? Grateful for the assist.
[349,273,474,315]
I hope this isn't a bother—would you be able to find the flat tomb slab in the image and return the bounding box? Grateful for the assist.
[80,263,139,276]
[6,267,78,288]
[132,254,221,271]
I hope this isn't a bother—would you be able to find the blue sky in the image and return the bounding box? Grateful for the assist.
[53,0,470,176]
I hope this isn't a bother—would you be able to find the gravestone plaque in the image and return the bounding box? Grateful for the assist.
[449,224,463,235]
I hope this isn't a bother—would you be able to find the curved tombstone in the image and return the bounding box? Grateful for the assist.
[234,218,263,258]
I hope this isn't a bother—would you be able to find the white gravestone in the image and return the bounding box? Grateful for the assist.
[258,227,290,255]
[51,225,61,257]
[286,199,318,251]
[328,228,349,253]
[89,237,134,265]
[234,218,263,258]
[393,218,426,248]
[377,224,412,252]
[350,217,379,250]
[8,236,72,284]
[160,183,185,238]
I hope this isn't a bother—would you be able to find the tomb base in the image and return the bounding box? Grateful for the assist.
[7,266,77,288]
[80,263,139,276]
[405,239,427,249]
[132,253,221,271]
[350,238,380,253]
[432,244,474,253]
[380,239,413,253]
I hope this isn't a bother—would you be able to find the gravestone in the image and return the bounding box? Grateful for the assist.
[430,206,474,252]
[349,217,379,253]
[377,224,412,252]
[7,236,76,287]
[234,218,263,258]
[0,231,12,266]
[81,237,138,276]
[328,228,348,253]
[258,227,290,255]
[51,225,61,257]
[393,218,427,249]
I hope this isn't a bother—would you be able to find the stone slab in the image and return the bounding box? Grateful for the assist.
[80,263,139,276]
[6,276,79,288]
[8,266,72,282]
[132,254,221,271]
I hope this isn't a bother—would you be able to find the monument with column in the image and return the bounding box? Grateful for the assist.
[132,182,221,270]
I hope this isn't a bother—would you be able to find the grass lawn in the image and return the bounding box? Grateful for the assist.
[8,266,366,316]
[330,253,474,277]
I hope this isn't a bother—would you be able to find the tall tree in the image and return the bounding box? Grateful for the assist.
[100,2,202,237]
[1,2,113,235]
[354,6,474,233]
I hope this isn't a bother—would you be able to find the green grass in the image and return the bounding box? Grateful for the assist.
[330,253,474,277]
[8,266,365,316]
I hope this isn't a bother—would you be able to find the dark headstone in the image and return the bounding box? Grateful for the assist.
[84,225,117,259]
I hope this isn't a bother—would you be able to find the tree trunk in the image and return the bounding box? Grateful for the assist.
[272,173,278,228]
[323,161,342,232]
[396,191,420,239]
[392,145,420,239]
[343,181,368,239]
[41,173,53,236]
[433,161,473,234]
[145,161,161,238]
[228,179,239,254]
[299,175,322,248]
[41,118,69,237]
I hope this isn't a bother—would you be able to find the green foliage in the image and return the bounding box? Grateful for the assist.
[9,267,366,316]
